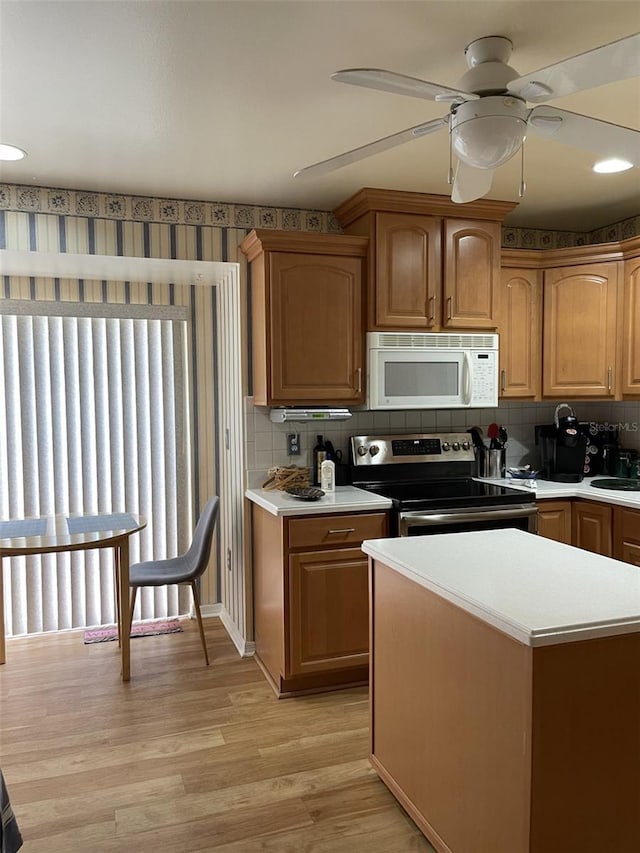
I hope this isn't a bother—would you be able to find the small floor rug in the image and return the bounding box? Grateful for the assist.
[84,619,183,644]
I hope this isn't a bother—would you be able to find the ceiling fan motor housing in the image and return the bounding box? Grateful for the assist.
[450,96,529,169]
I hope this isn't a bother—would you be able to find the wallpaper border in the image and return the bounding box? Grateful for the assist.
[1,182,638,249]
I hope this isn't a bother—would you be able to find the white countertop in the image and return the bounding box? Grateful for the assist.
[362,529,640,648]
[481,476,640,509]
[246,485,392,517]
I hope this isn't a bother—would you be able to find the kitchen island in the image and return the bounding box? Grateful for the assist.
[363,529,640,853]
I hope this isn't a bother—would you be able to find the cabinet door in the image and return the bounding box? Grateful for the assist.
[288,547,369,676]
[537,500,572,544]
[572,501,612,556]
[443,220,500,328]
[622,257,640,396]
[499,268,542,398]
[613,506,640,563]
[543,263,620,397]
[269,253,364,404]
[374,212,441,329]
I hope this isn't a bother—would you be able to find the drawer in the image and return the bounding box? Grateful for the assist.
[287,512,388,549]
[621,541,640,568]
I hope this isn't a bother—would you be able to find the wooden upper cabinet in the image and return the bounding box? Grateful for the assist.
[542,262,621,398]
[269,253,363,403]
[622,255,640,396]
[498,267,542,398]
[240,230,368,406]
[443,220,501,328]
[374,212,442,329]
[333,189,516,332]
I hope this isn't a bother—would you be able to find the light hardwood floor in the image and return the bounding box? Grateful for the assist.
[0,618,434,852]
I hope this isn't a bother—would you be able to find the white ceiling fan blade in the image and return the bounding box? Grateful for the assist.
[528,106,640,165]
[508,32,640,102]
[332,68,478,102]
[451,161,495,204]
[294,116,448,179]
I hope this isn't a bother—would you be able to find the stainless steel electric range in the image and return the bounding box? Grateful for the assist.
[350,432,538,537]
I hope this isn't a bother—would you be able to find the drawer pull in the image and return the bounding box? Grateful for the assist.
[327,527,356,535]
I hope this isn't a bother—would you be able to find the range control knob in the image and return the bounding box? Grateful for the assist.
[357,445,368,456]
[442,441,451,451]
[462,440,471,450]
[369,444,380,456]
[452,441,460,451]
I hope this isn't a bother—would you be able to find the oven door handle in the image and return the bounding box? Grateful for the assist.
[399,505,537,533]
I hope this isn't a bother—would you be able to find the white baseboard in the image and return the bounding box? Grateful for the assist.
[199,603,255,658]
[200,603,223,618]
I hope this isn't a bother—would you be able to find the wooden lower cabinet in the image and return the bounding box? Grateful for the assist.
[289,548,369,676]
[536,500,572,544]
[614,505,640,565]
[251,504,388,697]
[572,500,613,556]
[539,499,640,565]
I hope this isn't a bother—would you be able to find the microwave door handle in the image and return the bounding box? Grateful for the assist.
[462,352,472,405]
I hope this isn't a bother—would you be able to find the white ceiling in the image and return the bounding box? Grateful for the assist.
[1,0,639,231]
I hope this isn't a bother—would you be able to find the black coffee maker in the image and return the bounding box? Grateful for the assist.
[535,404,588,482]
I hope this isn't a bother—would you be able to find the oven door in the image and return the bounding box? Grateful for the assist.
[398,504,538,536]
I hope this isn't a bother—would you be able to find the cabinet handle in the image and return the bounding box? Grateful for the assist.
[500,369,506,393]
[446,297,452,320]
[607,366,612,392]
[428,296,436,323]
[355,367,362,393]
[327,528,356,535]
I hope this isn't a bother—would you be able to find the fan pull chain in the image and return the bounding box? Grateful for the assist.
[447,125,454,185]
[518,140,527,198]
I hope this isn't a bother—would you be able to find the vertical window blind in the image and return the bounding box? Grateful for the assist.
[0,300,193,636]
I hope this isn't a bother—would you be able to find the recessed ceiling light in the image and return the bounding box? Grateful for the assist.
[0,143,27,161]
[592,158,633,174]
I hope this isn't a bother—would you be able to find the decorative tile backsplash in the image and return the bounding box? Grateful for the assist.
[245,398,640,485]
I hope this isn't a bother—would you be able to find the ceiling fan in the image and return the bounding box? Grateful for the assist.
[294,33,640,203]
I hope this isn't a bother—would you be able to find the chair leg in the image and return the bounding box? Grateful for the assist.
[128,587,138,637]
[190,580,210,666]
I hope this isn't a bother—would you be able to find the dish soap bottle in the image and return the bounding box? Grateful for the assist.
[320,458,335,492]
[312,435,327,486]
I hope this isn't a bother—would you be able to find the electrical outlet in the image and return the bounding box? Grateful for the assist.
[287,433,300,456]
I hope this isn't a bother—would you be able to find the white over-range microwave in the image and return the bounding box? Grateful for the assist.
[367,332,499,410]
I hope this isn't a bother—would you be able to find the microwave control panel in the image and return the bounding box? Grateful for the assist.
[470,351,498,405]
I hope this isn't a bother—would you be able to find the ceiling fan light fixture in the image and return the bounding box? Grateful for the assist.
[592,158,633,174]
[450,97,528,169]
[0,143,27,161]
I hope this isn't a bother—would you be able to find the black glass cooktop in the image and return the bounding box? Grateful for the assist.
[362,479,535,510]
